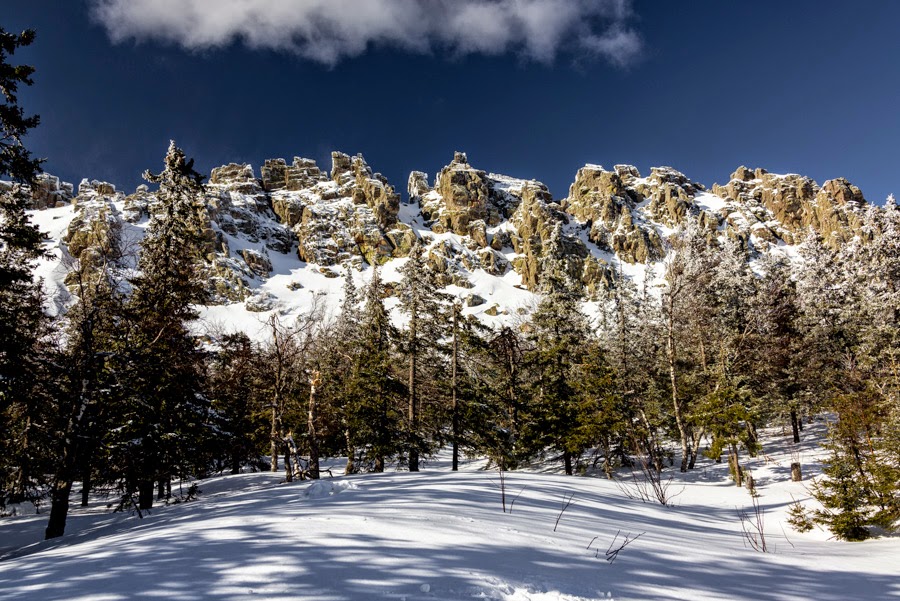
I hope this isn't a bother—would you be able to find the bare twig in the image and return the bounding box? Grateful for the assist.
[553,493,576,532]
[779,523,796,549]
[588,530,645,563]
[508,486,526,514]
[617,454,683,506]
[487,464,509,513]
[737,494,771,553]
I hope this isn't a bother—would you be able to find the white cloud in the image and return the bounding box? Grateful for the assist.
[89,0,642,67]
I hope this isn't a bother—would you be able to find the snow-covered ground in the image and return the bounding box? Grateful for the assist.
[1,420,897,601]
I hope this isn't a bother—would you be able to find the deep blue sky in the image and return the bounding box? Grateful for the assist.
[5,1,900,202]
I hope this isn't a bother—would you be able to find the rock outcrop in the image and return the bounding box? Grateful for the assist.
[268,152,414,267]
[710,167,868,246]
[564,164,664,264]
[30,174,74,209]
[17,149,880,311]
[414,152,520,237]
[412,153,612,295]
[63,181,123,277]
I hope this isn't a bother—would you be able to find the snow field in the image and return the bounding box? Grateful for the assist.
[1,421,898,601]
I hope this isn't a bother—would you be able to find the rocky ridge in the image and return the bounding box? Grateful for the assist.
[17,151,877,315]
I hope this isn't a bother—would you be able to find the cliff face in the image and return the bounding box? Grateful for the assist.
[17,150,877,318]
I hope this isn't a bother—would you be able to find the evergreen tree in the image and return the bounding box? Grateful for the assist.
[112,141,212,510]
[691,236,760,481]
[44,258,124,538]
[208,332,267,475]
[661,218,712,472]
[600,265,668,472]
[397,240,449,471]
[343,267,404,472]
[747,254,805,442]
[521,225,595,475]
[464,324,526,470]
[0,27,46,506]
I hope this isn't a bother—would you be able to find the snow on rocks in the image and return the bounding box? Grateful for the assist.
[16,152,885,336]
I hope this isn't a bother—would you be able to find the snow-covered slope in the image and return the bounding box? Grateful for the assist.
[1,420,897,601]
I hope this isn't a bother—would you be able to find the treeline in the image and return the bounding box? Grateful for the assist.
[1,29,898,543]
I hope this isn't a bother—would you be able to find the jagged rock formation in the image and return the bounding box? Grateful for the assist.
[710,167,868,246]
[18,149,879,315]
[62,180,123,282]
[266,152,415,267]
[565,164,663,264]
[411,152,611,294]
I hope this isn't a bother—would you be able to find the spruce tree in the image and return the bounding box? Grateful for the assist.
[521,225,595,475]
[344,267,404,472]
[208,332,266,475]
[44,258,124,538]
[600,265,668,473]
[661,218,712,472]
[747,254,804,441]
[0,27,46,506]
[464,324,526,470]
[114,141,212,510]
[397,240,449,471]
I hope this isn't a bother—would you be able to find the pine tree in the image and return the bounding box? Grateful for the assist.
[600,265,668,473]
[521,225,595,475]
[464,324,526,470]
[397,240,449,471]
[330,266,364,474]
[662,218,713,472]
[747,254,804,442]
[0,27,46,507]
[112,141,212,510]
[208,332,267,475]
[343,267,404,472]
[44,258,124,538]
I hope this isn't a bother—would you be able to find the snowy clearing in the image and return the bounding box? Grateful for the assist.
[1,421,897,601]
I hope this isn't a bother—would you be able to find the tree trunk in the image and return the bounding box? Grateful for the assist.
[81,467,91,507]
[45,481,73,540]
[791,462,803,482]
[729,444,743,486]
[790,408,801,443]
[746,422,759,455]
[138,480,154,510]
[270,406,279,472]
[688,427,704,469]
[666,293,689,472]
[374,455,384,473]
[408,308,419,472]
[344,429,355,475]
[563,450,573,475]
[157,478,166,500]
[283,439,293,482]
[308,371,321,480]
[451,305,459,472]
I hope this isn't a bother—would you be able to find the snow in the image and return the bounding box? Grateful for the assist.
[692,192,729,214]
[1,421,898,601]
